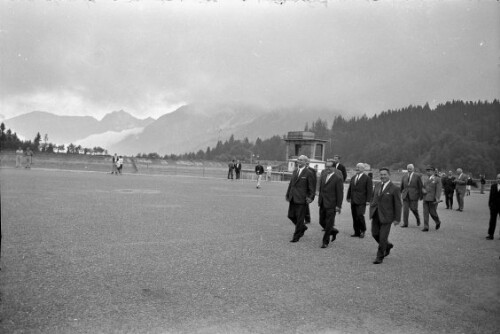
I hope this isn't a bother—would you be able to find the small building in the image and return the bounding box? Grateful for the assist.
[283,131,328,173]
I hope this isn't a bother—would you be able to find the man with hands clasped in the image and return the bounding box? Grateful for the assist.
[369,168,402,264]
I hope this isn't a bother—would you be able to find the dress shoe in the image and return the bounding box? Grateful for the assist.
[385,244,394,257]
[373,259,383,264]
[436,222,441,230]
[456,209,463,212]
[359,232,365,238]
[321,244,328,248]
[485,235,493,240]
[331,230,339,242]
[290,239,299,243]
[417,222,421,226]
[400,225,408,228]
[422,228,429,232]
[351,234,360,237]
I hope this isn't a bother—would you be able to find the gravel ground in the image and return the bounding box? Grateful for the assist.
[0,167,499,334]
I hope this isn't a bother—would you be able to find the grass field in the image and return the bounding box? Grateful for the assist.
[0,167,499,334]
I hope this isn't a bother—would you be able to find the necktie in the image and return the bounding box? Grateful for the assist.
[355,174,359,185]
[408,173,412,184]
[379,182,385,196]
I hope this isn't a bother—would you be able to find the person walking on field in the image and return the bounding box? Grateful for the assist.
[369,168,402,264]
[454,168,467,211]
[286,155,316,243]
[347,163,373,238]
[255,161,264,189]
[318,159,343,248]
[400,164,423,228]
[421,167,442,232]
[486,174,500,240]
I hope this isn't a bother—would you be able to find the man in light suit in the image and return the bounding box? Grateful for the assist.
[369,168,402,264]
[400,164,423,227]
[347,163,373,238]
[286,155,316,243]
[318,159,344,248]
[422,166,442,231]
[454,168,467,211]
[486,174,500,240]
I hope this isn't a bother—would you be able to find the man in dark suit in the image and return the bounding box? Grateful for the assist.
[442,170,456,209]
[347,163,373,238]
[369,168,402,264]
[304,162,318,224]
[286,155,316,243]
[486,173,500,240]
[400,163,423,227]
[454,168,467,211]
[333,155,347,182]
[318,159,343,248]
[234,160,242,179]
[422,166,442,232]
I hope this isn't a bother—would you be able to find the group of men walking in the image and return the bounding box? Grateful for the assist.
[285,155,498,264]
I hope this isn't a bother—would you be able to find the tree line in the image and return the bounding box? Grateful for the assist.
[0,123,107,155]
[3,99,499,177]
[168,100,500,177]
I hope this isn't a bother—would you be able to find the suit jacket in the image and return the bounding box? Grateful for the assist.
[441,176,456,193]
[400,172,423,201]
[318,171,343,209]
[286,167,316,205]
[455,173,467,192]
[235,163,242,172]
[422,175,442,202]
[489,183,500,209]
[335,163,347,182]
[347,173,373,205]
[370,181,402,224]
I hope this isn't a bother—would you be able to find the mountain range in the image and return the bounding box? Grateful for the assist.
[3,104,341,155]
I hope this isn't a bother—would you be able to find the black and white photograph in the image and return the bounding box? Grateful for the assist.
[1,0,499,333]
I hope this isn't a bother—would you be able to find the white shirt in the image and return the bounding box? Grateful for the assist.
[297,167,305,177]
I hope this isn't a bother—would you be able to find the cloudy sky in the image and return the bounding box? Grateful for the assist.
[1,0,499,120]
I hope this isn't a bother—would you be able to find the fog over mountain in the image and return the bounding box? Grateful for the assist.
[3,103,341,155]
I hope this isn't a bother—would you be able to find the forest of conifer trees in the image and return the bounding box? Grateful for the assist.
[176,100,499,177]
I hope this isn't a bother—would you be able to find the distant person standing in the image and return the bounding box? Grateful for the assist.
[15,147,23,168]
[333,154,347,182]
[111,153,118,174]
[442,170,456,209]
[255,161,264,189]
[400,164,423,227]
[347,163,373,238]
[421,167,442,232]
[116,156,124,175]
[286,155,316,243]
[369,168,401,264]
[318,159,343,248]
[466,175,473,196]
[480,175,486,194]
[234,160,242,180]
[486,174,500,240]
[266,165,272,181]
[227,160,235,180]
[454,168,467,211]
[24,147,33,168]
